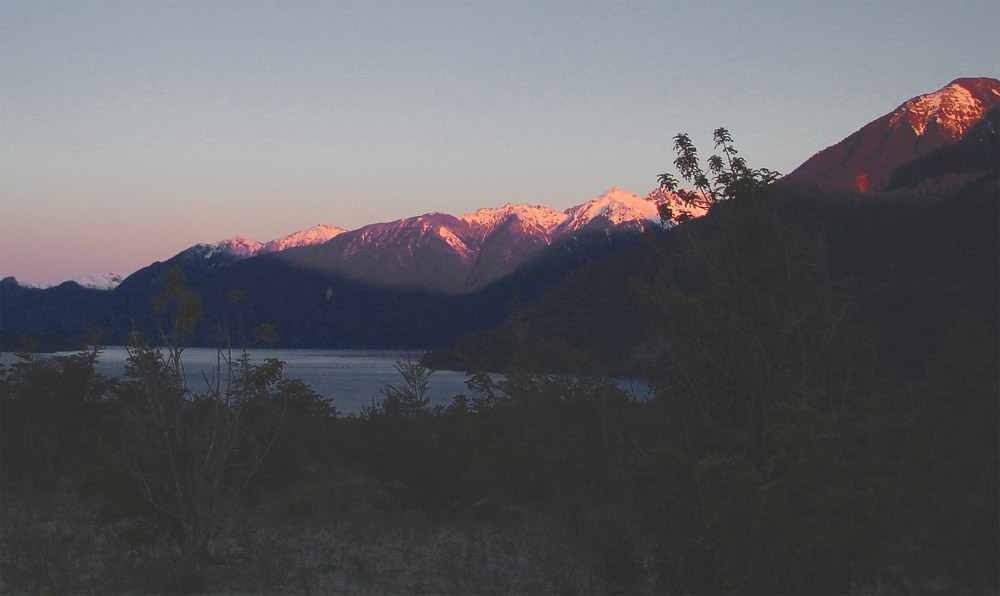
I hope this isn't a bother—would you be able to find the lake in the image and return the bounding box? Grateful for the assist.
[1,347,650,415]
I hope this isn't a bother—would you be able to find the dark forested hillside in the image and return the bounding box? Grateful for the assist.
[430,171,999,380]
[0,279,112,351]
[780,174,999,377]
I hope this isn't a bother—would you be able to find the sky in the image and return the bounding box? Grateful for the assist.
[1,0,998,285]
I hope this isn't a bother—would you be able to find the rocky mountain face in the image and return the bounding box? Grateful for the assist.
[786,77,1000,192]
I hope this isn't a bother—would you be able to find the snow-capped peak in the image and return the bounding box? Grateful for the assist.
[262,224,347,253]
[10,278,49,289]
[213,236,264,257]
[12,272,124,291]
[72,272,125,290]
[459,203,567,238]
[208,225,348,258]
[555,187,664,233]
[888,78,999,138]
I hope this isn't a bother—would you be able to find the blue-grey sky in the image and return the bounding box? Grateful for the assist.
[2,0,997,284]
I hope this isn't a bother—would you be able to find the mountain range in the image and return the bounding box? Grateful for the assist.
[2,76,997,358]
[258,186,708,294]
[8,186,701,294]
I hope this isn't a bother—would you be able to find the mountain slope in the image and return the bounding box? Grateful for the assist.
[885,106,1000,191]
[278,213,480,294]
[786,77,1000,192]
[460,204,564,289]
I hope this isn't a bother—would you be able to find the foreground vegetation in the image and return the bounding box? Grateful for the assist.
[2,132,996,594]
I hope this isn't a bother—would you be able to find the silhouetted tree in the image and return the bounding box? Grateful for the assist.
[102,268,293,572]
[658,127,780,211]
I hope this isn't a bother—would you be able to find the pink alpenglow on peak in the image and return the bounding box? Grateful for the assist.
[787,77,1000,193]
[888,77,998,138]
[262,224,347,253]
[459,203,566,240]
[210,225,348,258]
[213,236,264,257]
[554,187,665,234]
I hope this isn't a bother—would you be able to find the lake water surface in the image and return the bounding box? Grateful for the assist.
[2,347,650,415]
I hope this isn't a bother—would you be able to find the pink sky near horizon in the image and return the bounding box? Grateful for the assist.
[2,0,998,285]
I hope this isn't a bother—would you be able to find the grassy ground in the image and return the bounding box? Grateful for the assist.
[1,476,621,595]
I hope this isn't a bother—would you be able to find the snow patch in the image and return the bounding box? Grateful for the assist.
[16,272,124,291]
[213,236,264,257]
[72,272,125,291]
[211,224,350,259]
[437,226,475,262]
[554,187,666,233]
[889,81,989,138]
[263,224,347,253]
[459,203,566,239]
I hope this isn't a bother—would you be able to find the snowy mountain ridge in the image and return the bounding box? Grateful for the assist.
[262,224,347,253]
[210,224,348,258]
[12,272,125,291]
[206,186,700,263]
[459,203,567,241]
[787,76,1000,192]
[888,77,998,138]
[190,186,709,293]
[456,187,704,240]
[212,236,264,257]
[556,187,667,234]
[25,186,706,293]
